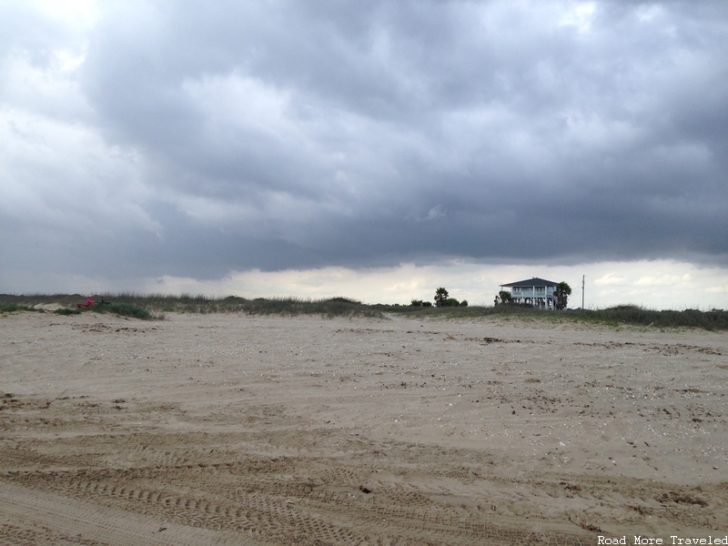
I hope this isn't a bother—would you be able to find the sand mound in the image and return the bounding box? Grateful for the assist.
[31,303,66,311]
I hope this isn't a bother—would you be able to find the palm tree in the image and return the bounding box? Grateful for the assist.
[498,290,513,304]
[554,282,572,310]
[434,287,449,307]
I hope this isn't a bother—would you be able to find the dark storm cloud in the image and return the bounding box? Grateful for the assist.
[2,0,727,286]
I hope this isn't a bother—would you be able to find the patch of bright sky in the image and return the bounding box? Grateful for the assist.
[558,1,597,33]
[28,0,100,29]
[20,0,100,74]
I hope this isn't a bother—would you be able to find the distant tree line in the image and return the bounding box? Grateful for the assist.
[410,287,468,308]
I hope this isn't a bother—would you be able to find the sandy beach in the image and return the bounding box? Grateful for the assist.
[1,311,727,545]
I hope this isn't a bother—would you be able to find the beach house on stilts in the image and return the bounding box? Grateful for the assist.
[499,277,558,309]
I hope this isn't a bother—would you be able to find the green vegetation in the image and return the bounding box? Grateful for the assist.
[1,294,726,329]
[432,287,467,307]
[102,302,152,320]
[0,303,42,314]
[554,282,572,310]
[0,303,24,314]
[0,295,155,320]
[498,290,513,304]
[582,305,728,330]
[325,297,362,305]
[387,303,728,330]
[434,287,449,307]
[0,294,380,319]
[52,302,152,319]
[228,297,381,318]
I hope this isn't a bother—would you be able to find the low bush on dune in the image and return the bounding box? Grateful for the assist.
[51,302,153,319]
[102,302,153,320]
[0,303,42,314]
[0,303,24,314]
[325,297,362,304]
[54,308,81,316]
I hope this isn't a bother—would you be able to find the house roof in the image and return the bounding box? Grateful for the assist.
[500,277,558,288]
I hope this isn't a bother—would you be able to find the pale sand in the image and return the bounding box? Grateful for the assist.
[1,311,726,545]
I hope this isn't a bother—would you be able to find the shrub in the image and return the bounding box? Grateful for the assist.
[434,287,449,307]
[54,308,81,316]
[325,297,362,304]
[498,290,513,304]
[104,302,152,320]
[0,304,42,314]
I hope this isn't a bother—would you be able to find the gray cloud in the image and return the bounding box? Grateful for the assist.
[1,0,727,288]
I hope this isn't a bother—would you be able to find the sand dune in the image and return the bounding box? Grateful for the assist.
[1,311,726,545]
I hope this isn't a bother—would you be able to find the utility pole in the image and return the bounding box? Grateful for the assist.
[581,274,585,309]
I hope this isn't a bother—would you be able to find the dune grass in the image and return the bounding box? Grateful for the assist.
[0,295,154,320]
[84,294,380,317]
[50,303,153,320]
[575,305,728,330]
[0,303,43,314]
[0,294,380,319]
[1,294,725,329]
[100,302,153,320]
[383,303,728,330]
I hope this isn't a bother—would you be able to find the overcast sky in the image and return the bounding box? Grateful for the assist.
[1,0,727,308]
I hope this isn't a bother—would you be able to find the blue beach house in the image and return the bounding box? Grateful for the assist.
[499,277,558,309]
